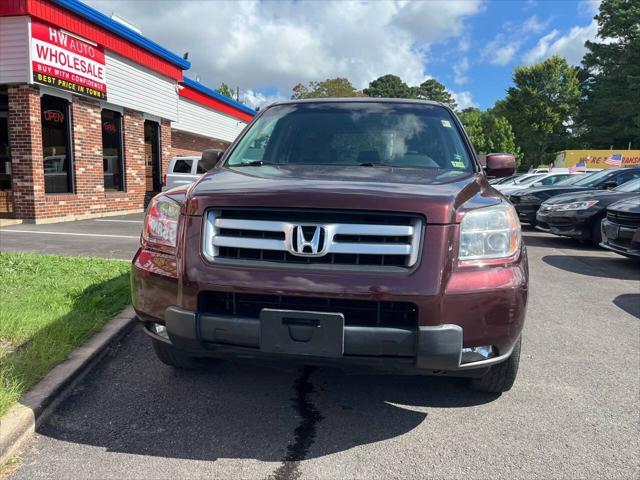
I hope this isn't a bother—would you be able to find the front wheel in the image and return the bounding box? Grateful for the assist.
[152,338,202,369]
[470,337,521,393]
[591,217,604,246]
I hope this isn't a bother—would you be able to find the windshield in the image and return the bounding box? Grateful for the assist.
[515,174,545,185]
[536,174,571,185]
[554,173,594,185]
[571,169,618,187]
[615,177,640,192]
[225,102,474,171]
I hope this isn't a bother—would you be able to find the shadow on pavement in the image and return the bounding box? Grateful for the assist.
[35,327,499,462]
[522,232,599,251]
[542,255,640,281]
[613,294,640,319]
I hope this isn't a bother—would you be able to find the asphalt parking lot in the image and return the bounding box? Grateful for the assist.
[0,213,144,260]
[2,219,639,479]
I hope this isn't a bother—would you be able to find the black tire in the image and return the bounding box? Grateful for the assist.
[591,217,603,246]
[152,339,201,369]
[470,336,521,393]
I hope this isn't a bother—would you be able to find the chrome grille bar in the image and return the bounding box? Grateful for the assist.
[203,209,424,268]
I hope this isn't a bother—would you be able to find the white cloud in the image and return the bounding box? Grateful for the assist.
[242,90,287,109]
[451,90,477,110]
[86,0,482,99]
[523,20,598,65]
[452,57,470,85]
[481,16,550,66]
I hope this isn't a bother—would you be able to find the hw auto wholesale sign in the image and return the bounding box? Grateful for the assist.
[31,20,107,100]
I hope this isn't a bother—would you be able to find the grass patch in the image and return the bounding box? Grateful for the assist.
[0,252,131,417]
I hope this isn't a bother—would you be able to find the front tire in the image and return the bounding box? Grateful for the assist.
[470,337,521,393]
[152,339,202,369]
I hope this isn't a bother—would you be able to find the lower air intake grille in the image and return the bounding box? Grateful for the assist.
[198,291,418,328]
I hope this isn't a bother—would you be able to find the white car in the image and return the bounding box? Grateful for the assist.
[498,172,585,195]
[162,152,223,191]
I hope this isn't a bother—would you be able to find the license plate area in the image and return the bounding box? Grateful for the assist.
[260,309,344,357]
[605,223,620,240]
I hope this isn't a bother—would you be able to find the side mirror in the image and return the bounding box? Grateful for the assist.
[485,153,516,178]
[602,180,617,190]
[201,148,225,168]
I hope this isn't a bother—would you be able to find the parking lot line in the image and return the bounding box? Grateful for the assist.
[0,229,139,239]
[94,219,142,223]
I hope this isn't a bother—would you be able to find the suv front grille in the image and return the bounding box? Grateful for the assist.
[607,210,640,228]
[202,208,423,269]
[198,291,418,328]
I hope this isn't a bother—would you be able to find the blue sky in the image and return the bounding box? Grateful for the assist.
[87,0,602,110]
[426,0,600,109]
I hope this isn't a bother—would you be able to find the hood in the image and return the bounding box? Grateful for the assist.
[608,196,640,214]
[186,164,502,224]
[542,189,636,206]
[509,185,593,200]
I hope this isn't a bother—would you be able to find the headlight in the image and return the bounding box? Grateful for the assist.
[142,194,181,249]
[459,203,521,263]
[553,200,599,211]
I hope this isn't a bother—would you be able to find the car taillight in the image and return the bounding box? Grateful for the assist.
[162,174,166,186]
[142,194,180,250]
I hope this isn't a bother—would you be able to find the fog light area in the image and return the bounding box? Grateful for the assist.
[461,345,494,364]
[151,322,169,339]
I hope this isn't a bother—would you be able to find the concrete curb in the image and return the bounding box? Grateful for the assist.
[0,306,136,465]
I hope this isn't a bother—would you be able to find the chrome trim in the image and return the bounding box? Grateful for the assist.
[455,343,516,369]
[202,209,423,267]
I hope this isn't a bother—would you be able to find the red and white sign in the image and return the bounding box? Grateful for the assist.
[31,20,107,100]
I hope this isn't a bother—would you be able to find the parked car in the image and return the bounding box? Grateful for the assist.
[498,172,579,195]
[600,196,640,259]
[536,178,640,245]
[493,173,546,192]
[162,151,223,191]
[132,98,529,393]
[508,167,640,226]
[489,174,522,185]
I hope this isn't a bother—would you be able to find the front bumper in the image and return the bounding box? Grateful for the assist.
[600,219,640,259]
[512,203,540,224]
[142,306,516,376]
[536,209,594,239]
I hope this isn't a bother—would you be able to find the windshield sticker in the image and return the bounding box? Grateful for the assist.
[451,154,464,168]
[441,120,452,128]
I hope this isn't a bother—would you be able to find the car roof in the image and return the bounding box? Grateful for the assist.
[268,97,447,108]
[171,156,200,161]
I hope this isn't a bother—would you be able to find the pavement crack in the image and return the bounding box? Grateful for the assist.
[269,366,323,480]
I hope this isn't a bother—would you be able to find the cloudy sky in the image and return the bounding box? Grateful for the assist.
[86,0,602,110]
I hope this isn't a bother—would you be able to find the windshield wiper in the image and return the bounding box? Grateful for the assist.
[359,162,393,167]
[233,160,273,167]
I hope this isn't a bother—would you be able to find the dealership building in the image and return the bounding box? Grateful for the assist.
[0,0,255,221]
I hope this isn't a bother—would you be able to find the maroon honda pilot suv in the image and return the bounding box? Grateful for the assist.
[132,99,528,393]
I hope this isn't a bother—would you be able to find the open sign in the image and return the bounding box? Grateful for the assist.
[43,110,64,123]
[102,121,117,134]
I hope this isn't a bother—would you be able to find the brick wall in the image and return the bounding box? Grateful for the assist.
[7,86,169,221]
[8,85,44,219]
[171,129,229,157]
[160,119,172,179]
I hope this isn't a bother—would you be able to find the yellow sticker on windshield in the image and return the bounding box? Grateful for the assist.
[441,120,452,128]
[451,161,465,168]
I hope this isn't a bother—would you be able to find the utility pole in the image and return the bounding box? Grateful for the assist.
[236,87,240,102]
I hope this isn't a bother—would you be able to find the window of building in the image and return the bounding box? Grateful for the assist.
[41,95,73,194]
[101,109,124,191]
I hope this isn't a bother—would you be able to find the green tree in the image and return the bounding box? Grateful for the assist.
[363,74,412,98]
[412,79,457,109]
[459,108,522,164]
[578,0,640,148]
[485,116,522,161]
[215,83,236,100]
[498,56,580,168]
[458,108,488,153]
[291,77,363,99]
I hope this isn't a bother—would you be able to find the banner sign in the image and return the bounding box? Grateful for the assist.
[31,20,107,100]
